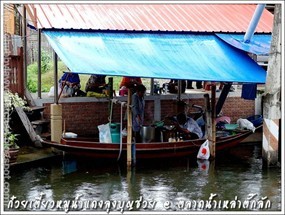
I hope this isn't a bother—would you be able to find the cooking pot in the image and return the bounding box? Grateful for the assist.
[140,126,156,143]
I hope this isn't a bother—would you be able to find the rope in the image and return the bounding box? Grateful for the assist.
[117,101,125,161]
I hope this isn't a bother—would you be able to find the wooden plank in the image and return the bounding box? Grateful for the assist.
[29,106,45,112]
[15,107,42,147]
[24,88,36,106]
[31,119,50,125]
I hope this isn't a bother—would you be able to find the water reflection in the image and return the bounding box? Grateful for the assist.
[6,144,281,212]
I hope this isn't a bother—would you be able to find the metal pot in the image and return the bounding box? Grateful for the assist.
[140,126,156,143]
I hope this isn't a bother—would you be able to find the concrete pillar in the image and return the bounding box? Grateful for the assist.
[262,119,280,166]
[51,104,63,143]
[262,4,281,166]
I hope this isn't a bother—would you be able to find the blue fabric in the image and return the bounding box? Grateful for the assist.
[216,33,271,55]
[241,84,257,100]
[59,72,80,84]
[43,30,266,83]
[132,93,145,132]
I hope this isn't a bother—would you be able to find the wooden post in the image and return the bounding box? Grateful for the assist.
[37,29,42,99]
[178,80,182,101]
[150,78,154,95]
[18,47,24,98]
[211,84,216,158]
[108,77,114,120]
[204,85,216,159]
[23,5,27,88]
[203,94,211,139]
[53,51,58,104]
[127,89,133,168]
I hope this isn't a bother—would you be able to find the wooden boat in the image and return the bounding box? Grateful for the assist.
[41,125,262,160]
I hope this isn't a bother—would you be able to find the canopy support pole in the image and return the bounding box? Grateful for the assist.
[51,51,62,144]
[204,94,211,140]
[150,78,154,95]
[178,80,182,101]
[215,82,232,116]
[127,89,133,168]
[210,85,216,159]
[53,52,58,104]
[37,29,42,99]
[23,5,27,89]
[108,77,114,120]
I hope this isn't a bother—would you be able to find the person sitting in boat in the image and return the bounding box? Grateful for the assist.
[174,112,203,140]
[59,70,81,97]
[131,84,146,143]
[85,74,108,96]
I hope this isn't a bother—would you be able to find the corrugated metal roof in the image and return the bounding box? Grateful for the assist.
[43,30,266,83]
[26,4,273,33]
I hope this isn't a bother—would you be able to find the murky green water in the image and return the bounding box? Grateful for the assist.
[5,143,282,213]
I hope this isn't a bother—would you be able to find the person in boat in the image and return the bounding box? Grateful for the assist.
[59,70,81,97]
[174,112,203,140]
[119,76,142,95]
[85,74,107,95]
[131,84,146,143]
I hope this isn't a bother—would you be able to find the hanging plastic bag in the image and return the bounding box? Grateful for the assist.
[197,139,210,160]
[98,123,112,143]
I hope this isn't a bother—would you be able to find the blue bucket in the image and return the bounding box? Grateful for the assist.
[110,123,120,143]
[247,115,263,127]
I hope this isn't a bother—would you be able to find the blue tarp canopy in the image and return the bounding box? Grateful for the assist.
[43,30,267,83]
[216,33,271,55]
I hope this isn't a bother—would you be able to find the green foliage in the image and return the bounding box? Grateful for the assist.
[4,132,19,149]
[27,67,38,92]
[27,54,152,93]
[4,90,30,112]
[41,50,51,73]
[3,91,30,149]
[27,60,68,92]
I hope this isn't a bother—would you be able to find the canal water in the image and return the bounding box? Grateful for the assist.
[5,143,282,213]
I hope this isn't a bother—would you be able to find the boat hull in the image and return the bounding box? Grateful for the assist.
[42,126,261,160]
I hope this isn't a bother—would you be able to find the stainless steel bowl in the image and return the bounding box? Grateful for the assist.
[140,126,156,143]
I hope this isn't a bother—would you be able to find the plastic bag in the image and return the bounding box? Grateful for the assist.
[237,118,255,133]
[98,123,112,143]
[48,86,62,97]
[48,85,69,97]
[197,139,210,160]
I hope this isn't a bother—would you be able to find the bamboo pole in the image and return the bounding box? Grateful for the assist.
[127,89,133,168]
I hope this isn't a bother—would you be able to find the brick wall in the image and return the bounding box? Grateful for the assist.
[43,97,254,136]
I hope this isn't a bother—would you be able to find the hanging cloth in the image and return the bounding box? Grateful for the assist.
[241,84,257,100]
